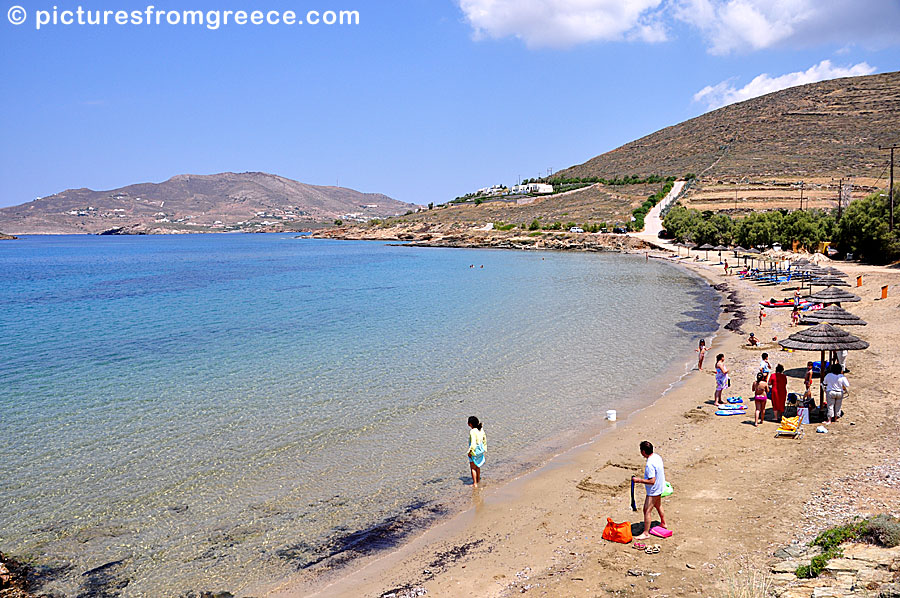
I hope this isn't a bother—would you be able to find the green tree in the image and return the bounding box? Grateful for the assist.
[835,189,900,263]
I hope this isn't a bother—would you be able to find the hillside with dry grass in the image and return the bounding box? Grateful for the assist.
[558,71,899,183]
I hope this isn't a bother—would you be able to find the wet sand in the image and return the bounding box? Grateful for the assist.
[258,255,899,598]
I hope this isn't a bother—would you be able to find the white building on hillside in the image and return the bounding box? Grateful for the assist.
[512,183,554,195]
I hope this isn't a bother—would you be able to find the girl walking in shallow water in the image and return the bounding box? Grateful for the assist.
[467,416,486,488]
[697,339,708,370]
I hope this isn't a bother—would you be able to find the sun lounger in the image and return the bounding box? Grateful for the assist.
[774,415,803,439]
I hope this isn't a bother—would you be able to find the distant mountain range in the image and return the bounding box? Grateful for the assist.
[557,71,900,181]
[0,172,420,234]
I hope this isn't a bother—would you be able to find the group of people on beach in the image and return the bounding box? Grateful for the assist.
[706,344,851,427]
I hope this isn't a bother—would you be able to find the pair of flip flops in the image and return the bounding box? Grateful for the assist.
[632,542,661,554]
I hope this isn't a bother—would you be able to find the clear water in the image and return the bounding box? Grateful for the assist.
[0,235,718,596]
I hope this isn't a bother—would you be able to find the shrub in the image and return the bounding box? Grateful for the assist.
[860,514,900,548]
[795,519,868,578]
[528,219,541,231]
[720,567,772,598]
[334,219,343,226]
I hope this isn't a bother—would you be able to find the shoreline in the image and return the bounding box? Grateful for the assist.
[250,251,739,598]
[261,249,898,598]
[243,250,726,597]
[0,241,717,598]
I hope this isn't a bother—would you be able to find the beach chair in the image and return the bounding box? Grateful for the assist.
[774,415,803,439]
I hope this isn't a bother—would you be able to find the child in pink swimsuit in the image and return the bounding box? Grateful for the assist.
[752,372,768,427]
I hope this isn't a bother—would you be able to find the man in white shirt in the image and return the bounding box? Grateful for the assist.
[632,440,667,540]
[823,363,850,423]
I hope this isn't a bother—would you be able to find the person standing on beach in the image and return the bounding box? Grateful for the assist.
[791,307,800,327]
[632,441,667,540]
[759,353,771,375]
[803,361,819,409]
[758,305,766,326]
[697,339,708,370]
[751,372,769,427]
[714,354,729,406]
[724,259,729,275]
[467,416,486,488]
[768,364,788,423]
[823,364,850,424]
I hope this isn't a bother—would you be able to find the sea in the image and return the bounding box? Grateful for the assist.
[0,234,719,597]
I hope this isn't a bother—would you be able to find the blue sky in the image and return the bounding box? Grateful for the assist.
[1,0,898,208]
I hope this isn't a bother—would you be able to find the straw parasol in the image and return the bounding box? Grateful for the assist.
[807,286,861,305]
[800,304,867,326]
[699,243,715,260]
[822,267,848,278]
[810,275,851,287]
[779,322,869,403]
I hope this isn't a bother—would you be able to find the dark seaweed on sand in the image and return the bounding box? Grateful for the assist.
[276,501,449,571]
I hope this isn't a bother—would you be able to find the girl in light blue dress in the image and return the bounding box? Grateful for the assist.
[467,416,486,487]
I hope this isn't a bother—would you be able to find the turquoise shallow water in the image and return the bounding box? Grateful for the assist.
[0,234,718,596]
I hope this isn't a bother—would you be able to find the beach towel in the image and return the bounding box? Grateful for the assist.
[469,442,486,468]
[602,518,632,544]
[649,526,673,538]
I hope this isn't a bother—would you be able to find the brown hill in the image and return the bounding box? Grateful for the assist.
[557,71,900,182]
[0,172,419,234]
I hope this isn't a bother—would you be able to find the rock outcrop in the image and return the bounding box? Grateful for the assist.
[313,224,651,252]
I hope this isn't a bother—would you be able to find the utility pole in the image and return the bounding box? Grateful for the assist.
[799,181,804,211]
[880,145,898,231]
[836,178,843,220]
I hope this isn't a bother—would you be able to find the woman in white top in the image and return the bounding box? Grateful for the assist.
[822,363,849,424]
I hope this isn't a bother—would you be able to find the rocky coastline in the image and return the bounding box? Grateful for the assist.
[312,224,651,252]
[0,232,17,240]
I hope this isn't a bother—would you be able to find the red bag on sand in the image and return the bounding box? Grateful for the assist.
[602,518,633,544]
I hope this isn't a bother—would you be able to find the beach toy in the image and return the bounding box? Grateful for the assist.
[606,410,617,422]
[715,410,742,416]
[649,526,673,538]
[718,404,746,410]
[726,397,743,404]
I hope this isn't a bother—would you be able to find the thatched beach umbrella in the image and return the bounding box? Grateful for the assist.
[810,275,851,288]
[779,322,869,404]
[714,245,728,262]
[807,286,861,305]
[746,247,762,269]
[699,243,715,260]
[822,267,848,278]
[800,304,867,326]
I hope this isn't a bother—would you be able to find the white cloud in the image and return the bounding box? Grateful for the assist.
[457,0,900,52]
[457,0,667,49]
[673,0,900,55]
[694,60,877,111]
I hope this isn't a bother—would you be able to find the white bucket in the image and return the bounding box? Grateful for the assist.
[606,410,617,421]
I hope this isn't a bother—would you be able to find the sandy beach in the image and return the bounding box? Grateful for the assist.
[255,252,900,598]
